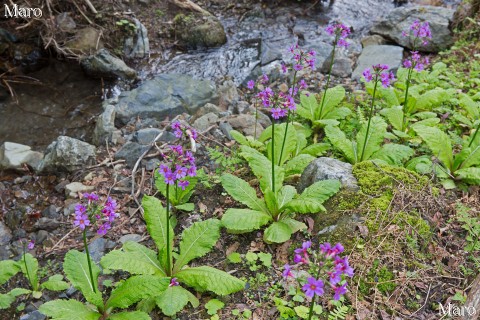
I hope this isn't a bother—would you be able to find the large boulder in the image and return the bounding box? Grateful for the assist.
[352,45,404,81]
[174,14,227,49]
[0,142,43,171]
[81,49,137,80]
[114,74,218,125]
[370,6,455,53]
[298,157,359,192]
[37,136,96,173]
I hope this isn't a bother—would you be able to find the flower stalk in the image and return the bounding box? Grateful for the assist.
[82,230,96,293]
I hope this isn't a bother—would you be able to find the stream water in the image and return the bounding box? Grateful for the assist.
[0,0,459,150]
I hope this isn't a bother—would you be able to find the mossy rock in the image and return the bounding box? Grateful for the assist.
[174,13,227,49]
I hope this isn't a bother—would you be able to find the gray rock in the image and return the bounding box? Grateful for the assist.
[65,27,103,54]
[0,142,43,171]
[321,49,353,78]
[42,205,59,219]
[175,14,227,49]
[134,128,163,145]
[0,245,12,261]
[115,74,218,125]
[38,136,96,173]
[227,114,263,138]
[12,228,26,240]
[87,238,106,264]
[32,218,61,232]
[54,180,70,193]
[352,45,404,81]
[234,101,250,115]
[0,182,5,191]
[219,121,234,140]
[256,110,272,129]
[298,157,359,192]
[361,35,388,47]
[93,104,116,146]
[371,6,455,53]
[119,234,142,244]
[124,18,149,59]
[145,158,161,171]
[35,230,49,245]
[218,80,239,109]
[195,103,222,118]
[193,112,219,131]
[5,209,26,231]
[261,40,282,66]
[20,310,45,320]
[114,142,150,168]
[65,182,94,198]
[81,48,137,80]
[0,221,12,245]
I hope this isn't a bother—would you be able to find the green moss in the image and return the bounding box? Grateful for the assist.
[359,259,397,295]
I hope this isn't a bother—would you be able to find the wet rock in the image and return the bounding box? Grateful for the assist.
[0,142,43,171]
[175,14,227,49]
[38,136,96,173]
[321,49,353,78]
[361,35,388,47]
[124,18,149,59]
[65,27,103,54]
[114,142,150,168]
[298,157,359,192]
[81,48,137,80]
[219,121,234,140]
[42,205,59,219]
[370,6,455,53]
[32,218,61,232]
[134,128,164,145]
[0,221,12,245]
[93,104,116,146]
[352,45,403,81]
[19,310,45,320]
[65,182,94,198]
[193,112,219,131]
[55,13,76,32]
[227,114,264,138]
[115,74,218,125]
[119,234,142,244]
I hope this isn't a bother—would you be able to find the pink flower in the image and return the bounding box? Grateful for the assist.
[74,214,90,230]
[247,80,255,90]
[169,277,179,287]
[178,180,189,190]
[283,264,294,278]
[27,240,35,250]
[332,283,348,300]
[302,277,324,298]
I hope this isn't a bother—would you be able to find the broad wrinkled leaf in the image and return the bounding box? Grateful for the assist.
[372,144,414,166]
[107,311,151,320]
[221,209,272,233]
[0,260,20,285]
[325,125,356,163]
[220,174,267,212]
[380,105,404,131]
[39,299,101,320]
[41,274,70,292]
[156,286,199,316]
[413,125,453,172]
[263,222,293,244]
[356,116,387,162]
[240,146,284,192]
[176,266,245,295]
[20,253,39,291]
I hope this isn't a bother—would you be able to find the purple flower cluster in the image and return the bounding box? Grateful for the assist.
[169,277,179,287]
[325,23,351,48]
[74,193,119,236]
[282,241,353,301]
[362,64,396,88]
[281,44,316,73]
[402,20,432,46]
[256,86,296,120]
[158,145,196,189]
[172,121,198,141]
[403,51,430,71]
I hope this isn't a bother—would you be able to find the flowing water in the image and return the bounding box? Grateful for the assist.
[0,0,459,150]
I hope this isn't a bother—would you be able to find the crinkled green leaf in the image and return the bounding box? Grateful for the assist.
[174,219,222,273]
[297,93,317,121]
[0,288,30,309]
[175,203,195,211]
[142,195,173,266]
[240,146,284,192]
[456,167,480,185]
[282,218,307,233]
[106,275,170,310]
[377,86,400,107]
[220,174,267,212]
[264,221,293,244]
[325,125,356,163]
[101,242,165,276]
[459,93,479,119]
[107,311,151,320]
[39,299,101,320]
[380,105,404,131]
[205,299,225,315]
[264,188,278,216]
[63,250,103,309]
[176,266,245,295]
[20,253,39,291]
[0,260,20,285]
[286,180,341,213]
[299,143,330,157]
[156,286,199,316]
[372,143,414,166]
[413,125,453,172]
[325,107,351,120]
[284,154,315,176]
[221,209,272,233]
[414,88,452,111]
[406,156,433,174]
[266,123,297,166]
[277,185,297,211]
[316,86,346,119]
[457,145,480,170]
[356,116,387,162]
[41,274,70,292]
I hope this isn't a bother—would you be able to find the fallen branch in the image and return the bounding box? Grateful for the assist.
[168,0,212,16]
